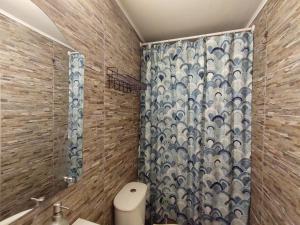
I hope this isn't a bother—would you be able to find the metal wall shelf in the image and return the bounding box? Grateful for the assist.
[106,67,146,94]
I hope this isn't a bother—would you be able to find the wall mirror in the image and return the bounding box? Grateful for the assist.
[0,0,84,222]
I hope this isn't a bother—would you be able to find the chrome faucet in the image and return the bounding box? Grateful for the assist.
[30,196,45,207]
[63,176,75,185]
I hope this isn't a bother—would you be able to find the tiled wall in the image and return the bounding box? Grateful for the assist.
[250,0,300,224]
[6,0,300,224]
[1,0,140,225]
[0,14,70,220]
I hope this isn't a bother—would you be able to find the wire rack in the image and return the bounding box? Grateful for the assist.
[106,67,146,94]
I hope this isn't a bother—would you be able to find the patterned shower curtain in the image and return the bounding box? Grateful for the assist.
[138,32,253,225]
[68,53,85,180]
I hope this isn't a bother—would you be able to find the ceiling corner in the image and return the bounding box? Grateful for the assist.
[115,0,145,42]
[246,0,268,27]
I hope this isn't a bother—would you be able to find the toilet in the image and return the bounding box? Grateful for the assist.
[114,182,147,225]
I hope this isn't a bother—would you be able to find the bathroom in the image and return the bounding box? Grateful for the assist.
[0,0,299,224]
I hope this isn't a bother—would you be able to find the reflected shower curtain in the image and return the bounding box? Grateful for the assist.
[138,32,253,225]
[68,53,85,180]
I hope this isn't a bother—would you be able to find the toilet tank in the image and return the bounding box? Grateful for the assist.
[114,182,147,225]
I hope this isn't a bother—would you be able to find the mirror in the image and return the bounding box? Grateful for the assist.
[0,1,84,222]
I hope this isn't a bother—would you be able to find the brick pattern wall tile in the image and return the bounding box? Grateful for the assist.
[0,0,141,224]
[250,0,300,224]
[0,14,69,220]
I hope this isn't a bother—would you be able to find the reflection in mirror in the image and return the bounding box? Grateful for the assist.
[0,2,84,223]
[67,53,85,181]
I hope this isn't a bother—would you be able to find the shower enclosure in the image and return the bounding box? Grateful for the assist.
[138,31,253,225]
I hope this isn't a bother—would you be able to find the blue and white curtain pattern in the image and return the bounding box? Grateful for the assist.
[138,32,253,225]
[68,53,85,180]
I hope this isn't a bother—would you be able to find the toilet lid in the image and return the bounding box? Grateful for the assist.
[114,182,147,211]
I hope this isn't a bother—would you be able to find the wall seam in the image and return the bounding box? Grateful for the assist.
[246,0,269,27]
[260,4,269,223]
[51,41,56,196]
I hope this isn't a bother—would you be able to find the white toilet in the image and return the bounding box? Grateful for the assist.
[114,182,147,225]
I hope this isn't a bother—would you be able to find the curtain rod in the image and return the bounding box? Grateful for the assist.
[140,25,255,47]
[68,51,80,55]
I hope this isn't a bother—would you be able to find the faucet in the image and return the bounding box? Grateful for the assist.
[63,176,75,185]
[30,196,45,207]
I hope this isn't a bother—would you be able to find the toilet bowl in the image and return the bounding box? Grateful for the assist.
[114,182,147,225]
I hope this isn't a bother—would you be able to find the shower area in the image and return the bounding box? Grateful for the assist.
[138,30,253,225]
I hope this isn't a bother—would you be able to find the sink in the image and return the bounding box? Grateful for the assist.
[0,209,32,225]
[72,218,100,225]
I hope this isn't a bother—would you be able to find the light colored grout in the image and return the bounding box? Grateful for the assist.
[265,114,300,118]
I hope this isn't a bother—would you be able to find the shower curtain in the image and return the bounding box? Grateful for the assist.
[68,53,85,180]
[138,32,253,225]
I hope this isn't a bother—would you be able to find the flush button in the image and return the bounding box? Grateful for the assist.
[130,188,137,193]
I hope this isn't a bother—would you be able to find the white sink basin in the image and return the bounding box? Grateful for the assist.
[0,209,32,225]
[72,218,100,225]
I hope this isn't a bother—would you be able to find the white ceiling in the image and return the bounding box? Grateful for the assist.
[116,0,267,42]
[0,0,70,47]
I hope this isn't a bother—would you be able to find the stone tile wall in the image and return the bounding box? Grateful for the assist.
[1,0,141,224]
[250,0,300,224]
[0,14,70,220]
